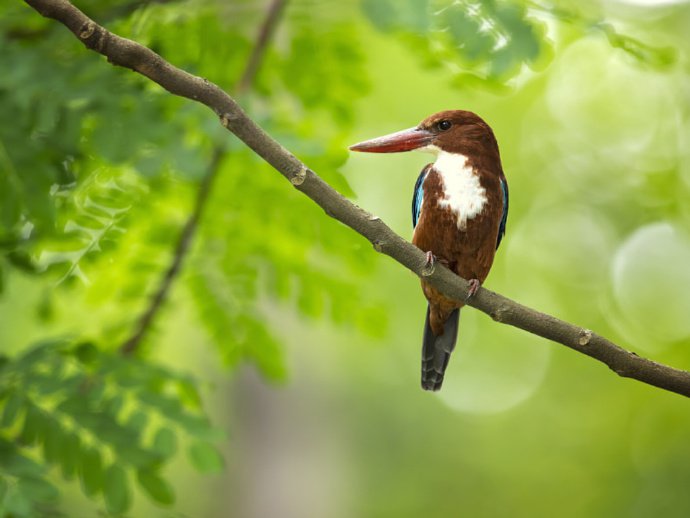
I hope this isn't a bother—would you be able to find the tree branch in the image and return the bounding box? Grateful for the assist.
[25,0,690,399]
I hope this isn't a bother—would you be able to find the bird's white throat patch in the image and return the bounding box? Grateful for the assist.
[419,146,487,229]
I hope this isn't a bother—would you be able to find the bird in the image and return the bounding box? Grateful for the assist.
[349,110,508,391]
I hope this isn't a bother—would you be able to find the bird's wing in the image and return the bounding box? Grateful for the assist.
[412,164,432,228]
[496,176,509,249]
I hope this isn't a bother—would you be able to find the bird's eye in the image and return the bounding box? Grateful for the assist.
[437,120,452,131]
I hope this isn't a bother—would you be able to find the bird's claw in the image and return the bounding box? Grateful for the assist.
[424,251,450,267]
[421,251,437,276]
[465,279,481,301]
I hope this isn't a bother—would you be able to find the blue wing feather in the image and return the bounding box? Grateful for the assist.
[412,165,431,228]
[496,177,509,249]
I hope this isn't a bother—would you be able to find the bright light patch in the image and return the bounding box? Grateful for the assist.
[610,222,690,353]
[614,0,689,5]
[437,310,550,414]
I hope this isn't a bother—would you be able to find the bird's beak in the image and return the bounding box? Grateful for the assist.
[349,127,434,153]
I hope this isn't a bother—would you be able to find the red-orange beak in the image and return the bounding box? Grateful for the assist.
[349,127,434,153]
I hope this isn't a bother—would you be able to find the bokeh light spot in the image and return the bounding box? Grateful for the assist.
[437,310,550,414]
[611,222,690,350]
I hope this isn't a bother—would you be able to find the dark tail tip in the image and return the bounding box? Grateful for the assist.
[421,307,460,392]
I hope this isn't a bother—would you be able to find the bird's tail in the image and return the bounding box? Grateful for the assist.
[421,306,460,391]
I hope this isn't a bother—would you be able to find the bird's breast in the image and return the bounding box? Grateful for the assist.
[432,151,487,229]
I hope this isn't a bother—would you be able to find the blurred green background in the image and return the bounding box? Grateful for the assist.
[2,0,690,516]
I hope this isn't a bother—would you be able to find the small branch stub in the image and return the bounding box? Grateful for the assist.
[79,21,95,39]
[579,329,593,346]
[220,113,232,129]
[491,306,509,322]
[290,165,307,186]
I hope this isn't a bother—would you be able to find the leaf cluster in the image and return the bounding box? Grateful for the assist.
[0,340,222,516]
[1,1,378,514]
[360,0,675,89]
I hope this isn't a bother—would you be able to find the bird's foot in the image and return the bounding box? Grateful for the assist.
[465,278,481,301]
[422,251,437,277]
[423,252,450,276]
[424,251,450,267]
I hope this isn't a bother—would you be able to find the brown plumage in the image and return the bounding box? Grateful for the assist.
[350,110,508,391]
[412,111,504,332]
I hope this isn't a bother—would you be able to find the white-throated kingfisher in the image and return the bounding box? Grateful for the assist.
[350,110,508,391]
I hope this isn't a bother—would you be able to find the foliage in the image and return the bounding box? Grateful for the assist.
[0,339,219,516]
[1,0,687,516]
[1,0,380,513]
[361,0,675,89]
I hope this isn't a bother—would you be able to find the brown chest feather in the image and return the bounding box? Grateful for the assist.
[412,169,502,282]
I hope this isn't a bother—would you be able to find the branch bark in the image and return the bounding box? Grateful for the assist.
[25,0,690,399]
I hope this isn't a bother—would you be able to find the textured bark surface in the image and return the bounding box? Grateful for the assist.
[25,0,690,399]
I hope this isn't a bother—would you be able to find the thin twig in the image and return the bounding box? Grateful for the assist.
[121,148,223,355]
[25,0,690,399]
[121,0,288,355]
[237,0,288,94]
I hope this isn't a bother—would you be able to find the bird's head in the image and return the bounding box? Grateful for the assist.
[349,110,498,158]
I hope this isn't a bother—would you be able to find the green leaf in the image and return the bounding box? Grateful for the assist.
[599,24,676,68]
[114,442,160,468]
[187,441,224,473]
[42,418,63,465]
[125,409,149,434]
[32,370,68,395]
[1,391,24,427]
[136,468,175,506]
[59,431,81,480]
[72,341,100,364]
[0,442,43,478]
[6,249,37,273]
[17,476,59,503]
[103,464,131,515]
[152,427,177,458]
[19,404,43,445]
[4,485,31,516]
[84,378,106,405]
[78,447,103,497]
[103,394,125,418]
[360,0,395,31]
[361,0,430,32]
[244,321,288,382]
[176,379,202,409]
[37,167,147,284]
